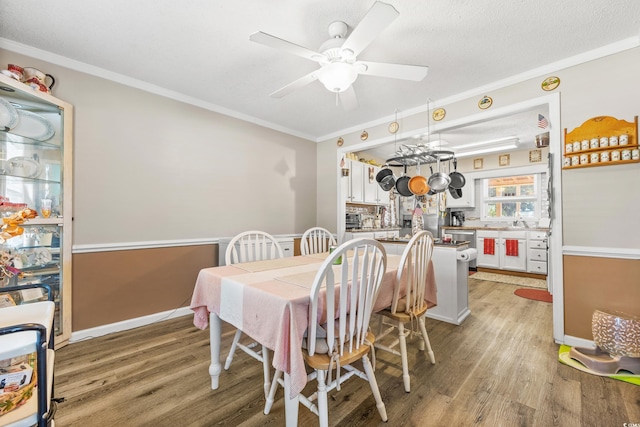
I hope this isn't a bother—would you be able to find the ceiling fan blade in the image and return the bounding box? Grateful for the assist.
[250,31,324,62]
[339,86,359,111]
[341,2,399,57]
[358,61,428,81]
[269,69,319,98]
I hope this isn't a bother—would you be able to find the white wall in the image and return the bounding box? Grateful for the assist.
[0,50,319,245]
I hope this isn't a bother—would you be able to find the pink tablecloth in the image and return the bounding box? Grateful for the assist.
[190,254,436,397]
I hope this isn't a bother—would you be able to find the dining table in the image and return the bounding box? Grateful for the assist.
[190,251,437,426]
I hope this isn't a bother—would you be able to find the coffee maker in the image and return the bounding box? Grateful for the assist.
[450,210,465,226]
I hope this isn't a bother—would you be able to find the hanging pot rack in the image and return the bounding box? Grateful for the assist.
[384,145,456,168]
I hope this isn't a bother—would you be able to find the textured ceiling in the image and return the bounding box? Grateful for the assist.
[1,0,639,142]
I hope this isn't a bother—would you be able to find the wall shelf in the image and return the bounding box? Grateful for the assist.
[563,116,638,170]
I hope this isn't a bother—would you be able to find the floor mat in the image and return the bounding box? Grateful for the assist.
[558,345,640,385]
[514,288,552,303]
[471,271,547,289]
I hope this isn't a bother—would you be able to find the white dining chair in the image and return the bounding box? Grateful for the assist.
[300,226,337,256]
[224,230,284,398]
[264,238,388,427]
[374,230,435,392]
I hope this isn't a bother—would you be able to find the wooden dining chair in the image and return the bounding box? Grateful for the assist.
[224,230,284,398]
[264,238,388,427]
[374,230,435,392]
[300,226,337,256]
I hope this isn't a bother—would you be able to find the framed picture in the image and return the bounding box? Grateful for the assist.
[499,154,510,166]
[529,149,542,163]
[473,158,483,169]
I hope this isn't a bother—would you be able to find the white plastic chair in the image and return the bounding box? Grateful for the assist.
[264,238,388,427]
[374,230,435,392]
[224,230,284,399]
[300,227,337,256]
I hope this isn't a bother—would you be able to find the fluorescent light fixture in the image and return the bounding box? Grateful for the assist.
[454,136,518,151]
[454,143,519,158]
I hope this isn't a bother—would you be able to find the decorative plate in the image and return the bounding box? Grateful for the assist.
[388,121,399,134]
[541,76,560,91]
[336,137,344,146]
[478,96,493,110]
[432,108,446,121]
[360,131,368,141]
[11,110,55,141]
[0,98,19,130]
[8,156,41,178]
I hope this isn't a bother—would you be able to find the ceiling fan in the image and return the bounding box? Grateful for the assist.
[249,1,429,110]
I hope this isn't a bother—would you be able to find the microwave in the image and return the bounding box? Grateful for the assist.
[345,213,361,229]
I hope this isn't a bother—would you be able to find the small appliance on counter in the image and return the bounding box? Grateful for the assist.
[345,213,361,230]
[449,210,465,226]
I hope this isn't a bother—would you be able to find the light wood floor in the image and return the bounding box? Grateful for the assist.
[53,278,640,426]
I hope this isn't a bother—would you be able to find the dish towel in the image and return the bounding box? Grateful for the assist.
[483,238,495,255]
[505,239,519,257]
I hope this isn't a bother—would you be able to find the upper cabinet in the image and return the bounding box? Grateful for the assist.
[0,74,73,348]
[342,159,388,206]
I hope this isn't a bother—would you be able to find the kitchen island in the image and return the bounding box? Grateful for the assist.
[377,238,475,325]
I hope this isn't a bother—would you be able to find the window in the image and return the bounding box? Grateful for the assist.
[481,174,541,221]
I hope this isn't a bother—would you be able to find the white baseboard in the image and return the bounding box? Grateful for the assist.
[557,334,596,349]
[70,306,193,343]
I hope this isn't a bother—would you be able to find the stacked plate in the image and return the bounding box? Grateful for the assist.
[0,98,55,141]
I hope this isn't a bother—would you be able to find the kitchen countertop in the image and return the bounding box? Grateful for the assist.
[346,227,402,232]
[377,238,471,247]
[442,226,550,232]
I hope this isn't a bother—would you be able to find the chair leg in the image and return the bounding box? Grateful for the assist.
[361,354,388,422]
[418,316,435,364]
[264,369,282,414]
[316,369,329,427]
[224,329,242,370]
[261,345,271,399]
[397,321,411,392]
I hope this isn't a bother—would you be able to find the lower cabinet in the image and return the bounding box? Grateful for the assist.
[476,230,527,272]
[527,231,548,274]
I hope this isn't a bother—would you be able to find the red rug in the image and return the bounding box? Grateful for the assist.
[514,288,553,303]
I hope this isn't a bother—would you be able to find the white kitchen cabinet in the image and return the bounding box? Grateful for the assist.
[445,180,475,208]
[0,74,73,348]
[527,231,548,274]
[363,164,378,203]
[476,230,527,272]
[350,160,364,203]
[218,236,293,266]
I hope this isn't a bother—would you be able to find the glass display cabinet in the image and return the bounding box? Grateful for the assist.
[0,73,73,348]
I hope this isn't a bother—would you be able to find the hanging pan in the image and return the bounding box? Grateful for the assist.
[449,158,466,189]
[449,186,463,199]
[428,159,451,193]
[409,164,430,196]
[395,165,413,197]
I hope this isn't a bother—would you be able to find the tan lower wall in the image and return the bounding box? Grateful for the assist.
[72,244,217,331]
[563,255,640,340]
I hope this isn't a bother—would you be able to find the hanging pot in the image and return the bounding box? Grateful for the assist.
[449,186,463,199]
[449,158,466,189]
[376,166,396,191]
[395,165,413,197]
[379,174,396,191]
[428,159,451,193]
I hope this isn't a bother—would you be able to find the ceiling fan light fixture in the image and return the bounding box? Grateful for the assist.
[318,62,358,93]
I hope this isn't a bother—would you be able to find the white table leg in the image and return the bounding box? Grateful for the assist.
[283,373,299,427]
[209,312,222,390]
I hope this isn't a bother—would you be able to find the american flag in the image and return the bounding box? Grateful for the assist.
[538,114,549,129]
